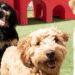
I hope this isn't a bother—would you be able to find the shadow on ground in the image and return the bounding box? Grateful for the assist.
[28,16,64,25]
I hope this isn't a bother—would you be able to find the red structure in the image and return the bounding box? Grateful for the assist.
[33,0,75,23]
[2,0,75,25]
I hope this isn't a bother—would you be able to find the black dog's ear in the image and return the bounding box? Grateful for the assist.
[8,5,19,27]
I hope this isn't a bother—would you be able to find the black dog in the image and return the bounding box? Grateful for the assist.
[0,1,19,64]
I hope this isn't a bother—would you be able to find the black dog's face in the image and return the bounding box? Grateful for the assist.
[0,1,18,27]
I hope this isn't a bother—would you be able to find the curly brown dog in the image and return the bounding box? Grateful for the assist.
[1,27,69,75]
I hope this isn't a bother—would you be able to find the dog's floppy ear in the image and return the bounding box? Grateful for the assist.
[55,29,69,42]
[62,32,69,42]
[8,5,19,27]
[17,37,33,68]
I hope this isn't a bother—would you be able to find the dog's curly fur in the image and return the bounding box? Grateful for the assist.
[0,1,19,64]
[69,0,75,14]
[1,27,69,75]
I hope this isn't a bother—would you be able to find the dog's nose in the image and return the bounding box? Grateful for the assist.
[0,11,4,18]
[46,50,55,59]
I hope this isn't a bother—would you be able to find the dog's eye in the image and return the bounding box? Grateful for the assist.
[2,6,8,10]
[37,42,40,45]
[54,38,58,43]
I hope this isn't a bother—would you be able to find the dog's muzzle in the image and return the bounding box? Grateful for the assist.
[46,50,55,59]
[0,9,5,26]
[46,50,56,69]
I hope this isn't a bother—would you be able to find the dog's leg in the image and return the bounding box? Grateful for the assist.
[73,28,75,75]
[0,41,10,65]
[10,39,18,46]
[1,65,9,75]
